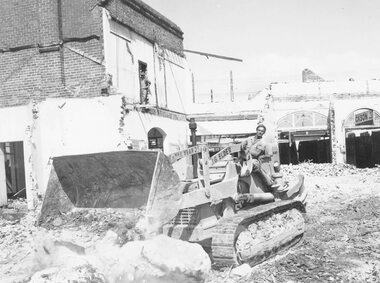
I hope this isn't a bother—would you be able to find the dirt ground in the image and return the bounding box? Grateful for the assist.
[1,163,379,283]
[208,164,380,283]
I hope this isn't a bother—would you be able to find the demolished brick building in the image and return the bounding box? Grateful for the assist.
[0,0,193,207]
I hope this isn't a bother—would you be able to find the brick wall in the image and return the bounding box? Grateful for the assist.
[0,1,39,48]
[0,0,106,108]
[60,0,106,98]
[0,0,185,108]
[104,0,184,55]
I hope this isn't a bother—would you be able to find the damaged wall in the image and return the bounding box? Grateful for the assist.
[102,13,191,113]
[103,0,184,55]
[0,0,192,208]
[27,96,190,203]
[0,0,107,106]
[0,0,188,107]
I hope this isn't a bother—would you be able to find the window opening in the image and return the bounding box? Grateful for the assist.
[139,61,151,104]
[148,128,165,152]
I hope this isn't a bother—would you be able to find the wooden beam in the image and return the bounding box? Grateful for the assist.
[188,114,259,122]
[10,143,17,194]
[22,141,34,209]
[0,144,7,206]
[183,49,243,62]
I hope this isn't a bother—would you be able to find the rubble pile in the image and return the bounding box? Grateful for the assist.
[206,163,380,283]
[282,162,380,177]
[41,208,146,244]
[30,232,211,283]
[1,163,379,283]
[0,205,39,283]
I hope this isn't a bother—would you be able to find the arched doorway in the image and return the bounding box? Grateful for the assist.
[344,108,380,168]
[147,127,166,152]
[277,111,331,164]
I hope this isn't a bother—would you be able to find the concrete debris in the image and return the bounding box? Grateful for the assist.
[51,216,63,227]
[30,232,211,283]
[230,263,252,277]
[140,235,211,281]
[96,234,211,283]
[30,264,107,283]
[34,234,88,269]
[282,162,379,178]
[1,163,379,283]
[42,208,146,244]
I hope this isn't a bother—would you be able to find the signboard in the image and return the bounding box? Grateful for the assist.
[210,143,241,164]
[168,145,204,163]
[210,146,232,164]
[355,110,374,126]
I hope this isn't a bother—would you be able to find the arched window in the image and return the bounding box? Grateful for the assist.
[278,111,328,130]
[148,128,166,152]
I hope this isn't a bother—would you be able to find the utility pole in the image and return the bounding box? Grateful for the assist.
[210,89,214,103]
[192,73,195,103]
[230,70,234,102]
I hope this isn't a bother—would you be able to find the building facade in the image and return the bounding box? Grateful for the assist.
[269,79,380,167]
[186,78,380,168]
[0,0,192,207]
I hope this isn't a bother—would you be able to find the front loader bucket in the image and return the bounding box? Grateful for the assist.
[39,150,183,225]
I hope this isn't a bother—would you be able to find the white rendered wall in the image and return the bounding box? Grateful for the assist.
[104,13,155,104]
[121,110,190,179]
[0,106,29,142]
[33,95,189,194]
[0,95,189,207]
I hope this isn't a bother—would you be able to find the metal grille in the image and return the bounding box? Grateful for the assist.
[170,207,199,225]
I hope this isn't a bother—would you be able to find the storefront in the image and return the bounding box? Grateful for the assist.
[277,110,331,164]
[194,118,258,154]
[344,108,380,168]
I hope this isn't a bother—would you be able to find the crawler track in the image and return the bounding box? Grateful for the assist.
[211,200,305,267]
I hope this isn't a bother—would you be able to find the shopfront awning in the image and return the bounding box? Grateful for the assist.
[278,129,330,143]
[195,120,258,137]
[193,120,258,151]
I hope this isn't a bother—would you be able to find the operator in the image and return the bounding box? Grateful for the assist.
[240,124,279,190]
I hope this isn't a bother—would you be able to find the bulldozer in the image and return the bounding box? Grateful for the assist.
[163,142,307,267]
[39,141,307,267]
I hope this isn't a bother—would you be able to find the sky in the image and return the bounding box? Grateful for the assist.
[144,0,380,101]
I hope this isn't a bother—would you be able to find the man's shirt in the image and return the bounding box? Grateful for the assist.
[241,135,273,159]
[246,137,266,159]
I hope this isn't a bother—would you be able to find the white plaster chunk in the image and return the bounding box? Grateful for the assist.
[230,263,252,278]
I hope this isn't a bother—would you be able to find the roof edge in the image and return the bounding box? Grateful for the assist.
[101,0,184,39]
